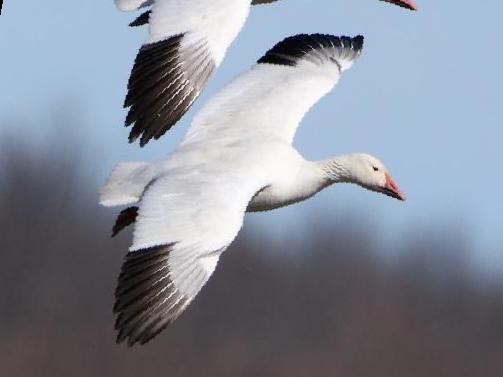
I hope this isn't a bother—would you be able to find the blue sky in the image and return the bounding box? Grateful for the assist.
[1,1,502,273]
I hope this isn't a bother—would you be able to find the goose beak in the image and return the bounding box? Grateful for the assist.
[382,0,418,11]
[383,173,406,201]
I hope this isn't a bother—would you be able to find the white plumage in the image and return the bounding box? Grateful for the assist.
[145,0,249,63]
[101,34,405,346]
[114,0,417,146]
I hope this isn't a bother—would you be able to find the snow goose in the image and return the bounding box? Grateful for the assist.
[100,33,405,346]
[115,0,417,146]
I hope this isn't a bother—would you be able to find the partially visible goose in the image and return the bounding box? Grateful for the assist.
[115,0,417,146]
[101,33,405,346]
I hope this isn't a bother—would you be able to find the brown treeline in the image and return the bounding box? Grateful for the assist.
[1,133,502,377]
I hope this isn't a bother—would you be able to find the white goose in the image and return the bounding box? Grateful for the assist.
[101,34,405,346]
[115,0,417,146]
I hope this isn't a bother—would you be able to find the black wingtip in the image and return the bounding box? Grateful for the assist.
[129,11,151,27]
[382,0,418,11]
[112,207,139,237]
[257,34,365,67]
[139,134,150,148]
[251,0,282,5]
[114,244,189,346]
[352,35,364,52]
[122,33,215,146]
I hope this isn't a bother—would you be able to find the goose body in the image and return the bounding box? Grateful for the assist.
[101,34,405,346]
[115,0,417,146]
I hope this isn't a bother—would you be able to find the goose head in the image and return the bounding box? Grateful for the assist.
[345,154,406,201]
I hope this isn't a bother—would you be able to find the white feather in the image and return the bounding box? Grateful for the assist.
[146,0,251,65]
[99,161,151,207]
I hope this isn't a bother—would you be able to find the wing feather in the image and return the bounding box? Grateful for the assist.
[121,0,251,146]
[183,34,364,146]
[114,162,266,345]
[129,10,152,27]
[129,11,150,27]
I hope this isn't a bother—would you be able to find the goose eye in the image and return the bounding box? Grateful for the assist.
[372,166,379,172]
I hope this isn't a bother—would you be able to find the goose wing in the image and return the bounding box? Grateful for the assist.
[115,0,251,146]
[183,34,364,147]
[114,163,266,345]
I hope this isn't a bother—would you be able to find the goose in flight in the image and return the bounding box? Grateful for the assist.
[115,0,417,146]
[100,33,405,346]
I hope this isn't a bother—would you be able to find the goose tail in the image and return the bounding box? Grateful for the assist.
[99,162,151,207]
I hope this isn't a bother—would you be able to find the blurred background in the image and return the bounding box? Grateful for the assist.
[1,1,502,376]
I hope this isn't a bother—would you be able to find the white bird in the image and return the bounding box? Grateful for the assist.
[115,0,417,146]
[100,34,405,346]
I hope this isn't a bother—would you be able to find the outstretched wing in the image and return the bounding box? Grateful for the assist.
[183,34,364,147]
[114,166,265,345]
[115,0,251,146]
